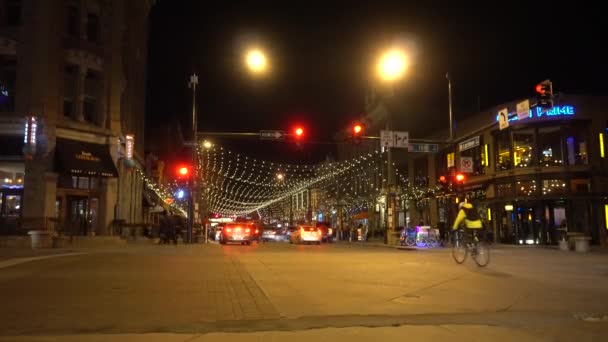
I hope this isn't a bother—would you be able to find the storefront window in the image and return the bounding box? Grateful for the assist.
[497,182,513,197]
[564,124,589,165]
[538,126,563,166]
[513,129,535,168]
[495,130,511,171]
[516,180,537,196]
[570,178,590,193]
[542,179,566,195]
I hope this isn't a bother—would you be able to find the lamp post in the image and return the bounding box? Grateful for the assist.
[187,73,198,243]
[377,48,408,244]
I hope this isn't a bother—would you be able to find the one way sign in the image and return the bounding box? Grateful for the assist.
[259,130,285,140]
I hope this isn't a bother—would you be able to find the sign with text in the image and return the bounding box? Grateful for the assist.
[516,99,530,121]
[380,130,393,148]
[458,136,480,152]
[259,130,285,140]
[409,143,439,153]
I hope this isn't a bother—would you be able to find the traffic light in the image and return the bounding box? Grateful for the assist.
[455,173,465,183]
[294,126,304,138]
[535,79,553,109]
[350,123,364,144]
[176,164,191,179]
[438,175,450,192]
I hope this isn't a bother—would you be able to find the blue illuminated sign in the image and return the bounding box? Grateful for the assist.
[495,105,575,122]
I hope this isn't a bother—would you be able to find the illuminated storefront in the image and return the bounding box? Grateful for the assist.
[419,96,608,245]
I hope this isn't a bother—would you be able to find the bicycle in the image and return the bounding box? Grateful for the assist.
[451,229,490,267]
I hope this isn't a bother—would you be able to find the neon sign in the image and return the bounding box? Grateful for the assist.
[495,105,575,122]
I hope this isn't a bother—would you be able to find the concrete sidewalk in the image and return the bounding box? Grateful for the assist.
[0,247,78,262]
[2,323,606,342]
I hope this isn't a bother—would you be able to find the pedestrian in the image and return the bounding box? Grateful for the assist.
[159,210,170,245]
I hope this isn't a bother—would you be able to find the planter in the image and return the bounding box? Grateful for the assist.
[574,237,592,253]
[27,230,53,249]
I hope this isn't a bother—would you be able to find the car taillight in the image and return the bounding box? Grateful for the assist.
[255,229,259,233]
[245,228,250,233]
[318,229,322,236]
[300,228,304,235]
[226,228,232,233]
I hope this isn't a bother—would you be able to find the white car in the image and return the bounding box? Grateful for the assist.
[289,225,322,245]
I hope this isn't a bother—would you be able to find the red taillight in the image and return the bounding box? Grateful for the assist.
[226,228,232,233]
[318,229,322,236]
[245,228,250,233]
[300,227,304,234]
[255,229,259,233]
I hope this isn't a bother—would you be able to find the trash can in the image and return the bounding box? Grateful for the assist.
[574,236,592,253]
[28,230,53,249]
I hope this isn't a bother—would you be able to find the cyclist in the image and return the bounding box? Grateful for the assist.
[452,200,484,244]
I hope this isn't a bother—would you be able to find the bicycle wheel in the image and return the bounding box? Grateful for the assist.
[426,237,438,248]
[405,236,416,246]
[473,241,490,267]
[452,237,467,264]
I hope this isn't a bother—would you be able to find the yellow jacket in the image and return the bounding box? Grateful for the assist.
[452,203,483,230]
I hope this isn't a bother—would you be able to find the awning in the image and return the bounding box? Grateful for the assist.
[55,138,118,177]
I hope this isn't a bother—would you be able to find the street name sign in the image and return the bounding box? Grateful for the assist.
[259,130,285,140]
[409,143,439,153]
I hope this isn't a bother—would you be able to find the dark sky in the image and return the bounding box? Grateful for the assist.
[145,2,606,164]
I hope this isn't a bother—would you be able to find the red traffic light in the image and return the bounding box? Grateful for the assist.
[455,173,465,182]
[439,175,447,183]
[353,124,363,134]
[295,127,304,136]
[176,165,191,178]
[535,84,545,94]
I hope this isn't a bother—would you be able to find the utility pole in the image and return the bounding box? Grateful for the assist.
[187,73,199,243]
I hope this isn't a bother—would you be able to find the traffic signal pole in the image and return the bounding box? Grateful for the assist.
[187,73,199,244]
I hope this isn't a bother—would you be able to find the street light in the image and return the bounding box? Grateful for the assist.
[245,49,267,74]
[377,49,408,82]
[376,47,408,245]
[202,140,213,149]
[276,173,284,181]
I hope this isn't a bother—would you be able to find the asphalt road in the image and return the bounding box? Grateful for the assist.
[1,242,607,341]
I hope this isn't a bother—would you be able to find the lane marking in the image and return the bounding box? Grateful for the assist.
[0,252,87,269]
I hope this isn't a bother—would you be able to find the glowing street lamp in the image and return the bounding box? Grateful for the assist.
[245,49,267,74]
[276,173,284,181]
[377,49,408,82]
[202,140,213,149]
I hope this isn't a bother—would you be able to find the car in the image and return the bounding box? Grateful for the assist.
[316,222,334,243]
[219,223,255,245]
[289,225,322,245]
[262,227,289,242]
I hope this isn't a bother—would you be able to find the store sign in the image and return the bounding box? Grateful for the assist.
[459,136,480,152]
[75,151,101,162]
[125,134,134,160]
[495,105,575,123]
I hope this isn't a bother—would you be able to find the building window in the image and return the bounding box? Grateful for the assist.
[4,0,21,27]
[538,126,563,166]
[0,57,16,112]
[83,70,100,123]
[71,176,99,190]
[496,182,513,197]
[513,128,535,168]
[495,130,511,171]
[564,125,588,165]
[86,13,99,42]
[516,180,537,197]
[63,64,78,118]
[570,179,590,193]
[66,4,80,37]
[542,179,567,195]
[459,138,484,175]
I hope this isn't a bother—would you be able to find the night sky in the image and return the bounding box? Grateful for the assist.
[145,2,606,165]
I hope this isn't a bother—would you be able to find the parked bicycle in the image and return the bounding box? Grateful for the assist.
[452,229,490,267]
